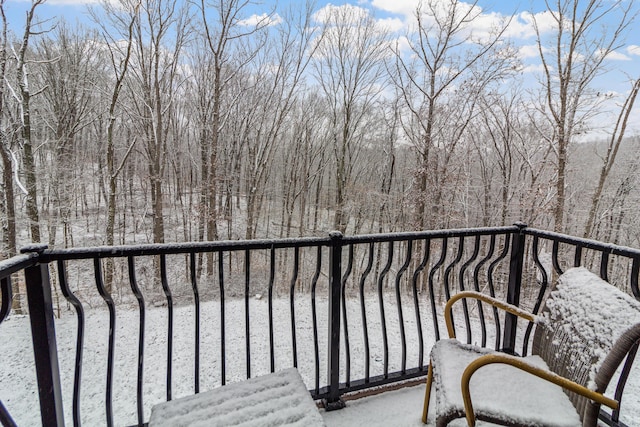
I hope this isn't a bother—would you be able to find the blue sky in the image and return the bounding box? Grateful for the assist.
[5,0,640,137]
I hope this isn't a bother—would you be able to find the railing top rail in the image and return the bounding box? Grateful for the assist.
[33,235,334,262]
[0,253,39,280]
[16,225,523,263]
[524,228,640,259]
[340,225,520,245]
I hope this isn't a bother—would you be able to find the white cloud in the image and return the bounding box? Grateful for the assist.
[518,44,540,59]
[313,3,371,25]
[521,63,546,74]
[40,0,99,4]
[602,50,632,61]
[390,35,411,55]
[370,1,561,41]
[627,45,640,56]
[370,0,416,17]
[313,3,399,36]
[238,13,282,28]
[504,10,559,40]
[377,17,405,32]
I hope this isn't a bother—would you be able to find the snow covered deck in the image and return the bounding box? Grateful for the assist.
[321,383,479,426]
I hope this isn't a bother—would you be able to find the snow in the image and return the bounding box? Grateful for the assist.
[148,368,325,426]
[1,295,428,426]
[322,383,426,427]
[1,283,639,426]
[545,267,640,389]
[430,339,581,426]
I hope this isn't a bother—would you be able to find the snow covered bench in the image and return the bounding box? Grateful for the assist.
[149,368,325,426]
[421,267,640,427]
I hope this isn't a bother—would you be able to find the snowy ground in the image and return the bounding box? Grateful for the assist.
[1,296,638,426]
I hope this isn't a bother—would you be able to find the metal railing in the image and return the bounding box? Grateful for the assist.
[0,224,638,426]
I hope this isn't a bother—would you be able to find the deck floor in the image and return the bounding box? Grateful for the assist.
[320,383,497,427]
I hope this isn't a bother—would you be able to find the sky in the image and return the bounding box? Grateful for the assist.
[4,0,640,137]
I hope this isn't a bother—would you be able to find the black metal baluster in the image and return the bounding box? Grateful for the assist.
[412,238,430,369]
[218,252,226,385]
[444,237,464,340]
[245,249,251,379]
[552,240,563,275]
[94,258,115,427]
[311,245,323,394]
[378,241,393,378]
[395,240,412,374]
[504,224,526,355]
[341,244,354,386]
[459,236,480,344]
[268,246,275,373]
[631,258,640,300]
[0,275,12,426]
[159,255,173,401]
[600,252,610,282]
[57,260,84,427]
[574,244,583,267]
[189,253,200,394]
[22,246,64,427]
[290,247,300,368]
[429,238,448,341]
[127,257,145,424]
[473,235,496,347]
[523,236,549,356]
[0,276,11,324]
[487,236,510,350]
[611,339,639,423]
[359,242,374,382]
[0,400,18,427]
[325,232,344,410]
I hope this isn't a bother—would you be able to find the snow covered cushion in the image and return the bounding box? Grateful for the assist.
[430,339,582,427]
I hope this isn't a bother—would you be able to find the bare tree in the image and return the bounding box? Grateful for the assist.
[533,0,636,232]
[241,3,319,239]
[583,77,640,238]
[129,0,190,245]
[35,23,98,248]
[394,0,513,230]
[0,0,24,314]
[0,0,17,258]
[470,88,526,226]
[89,0,139,290]
[194,0,270,272]
[10,0,49,243]
[312,4,389,233]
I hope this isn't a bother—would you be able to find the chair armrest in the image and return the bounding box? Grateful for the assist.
[460,353,619,427]
[444,291,538,339]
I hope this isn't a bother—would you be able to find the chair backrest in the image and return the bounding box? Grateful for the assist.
[532,267,640,426]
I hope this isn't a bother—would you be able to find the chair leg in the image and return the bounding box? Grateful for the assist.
[422,361,434,424]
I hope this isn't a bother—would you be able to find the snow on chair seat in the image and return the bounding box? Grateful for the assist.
[422,267,640,427]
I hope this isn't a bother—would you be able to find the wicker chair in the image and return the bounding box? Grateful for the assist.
[421,267,640,427]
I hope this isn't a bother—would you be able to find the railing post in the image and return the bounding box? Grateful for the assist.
[21,245,65,427]
[324,231,346,410]
[503,223,527,354]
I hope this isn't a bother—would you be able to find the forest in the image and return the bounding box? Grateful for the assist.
[1,0,640,260]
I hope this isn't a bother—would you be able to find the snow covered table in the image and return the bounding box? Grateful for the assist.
[149,368,326,426]
[422,267,640,427]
